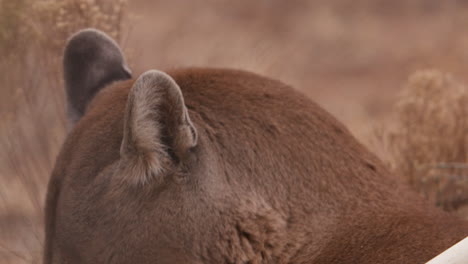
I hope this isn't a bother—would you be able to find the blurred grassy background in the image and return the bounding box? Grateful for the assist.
[1,0,468,263]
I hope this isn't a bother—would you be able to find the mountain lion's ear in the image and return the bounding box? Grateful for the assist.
[63,28,132,127]
[119,70,198,186]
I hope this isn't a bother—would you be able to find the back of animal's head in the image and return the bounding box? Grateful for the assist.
[44,29,222,264]
[47,28,391,264]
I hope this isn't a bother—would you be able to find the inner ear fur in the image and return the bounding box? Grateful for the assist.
[63,28,132,127]
[119,70,198,186]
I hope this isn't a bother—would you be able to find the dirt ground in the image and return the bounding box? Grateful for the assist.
[2,0,468,262]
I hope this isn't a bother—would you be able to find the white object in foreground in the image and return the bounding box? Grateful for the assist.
[426,236,468,264]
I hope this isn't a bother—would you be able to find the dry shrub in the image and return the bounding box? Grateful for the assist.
[0,0,128,263]
[382,70,468,211]
[0,0,30,55]
[34,0,127,55]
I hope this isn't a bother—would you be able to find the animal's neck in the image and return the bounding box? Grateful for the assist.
[307,205,468,264]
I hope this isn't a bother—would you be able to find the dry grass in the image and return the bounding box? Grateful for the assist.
[1,0,468,263]
[379,70,468,212]
[0,0,127,262]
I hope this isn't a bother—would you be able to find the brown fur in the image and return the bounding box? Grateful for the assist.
[44,67,468,263]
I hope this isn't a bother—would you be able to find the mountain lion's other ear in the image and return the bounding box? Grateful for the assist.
[63,28,132,127]
[120,70,198,186]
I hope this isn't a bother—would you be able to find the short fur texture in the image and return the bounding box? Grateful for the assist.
[119,70,197,186]
[44,29,468,264]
